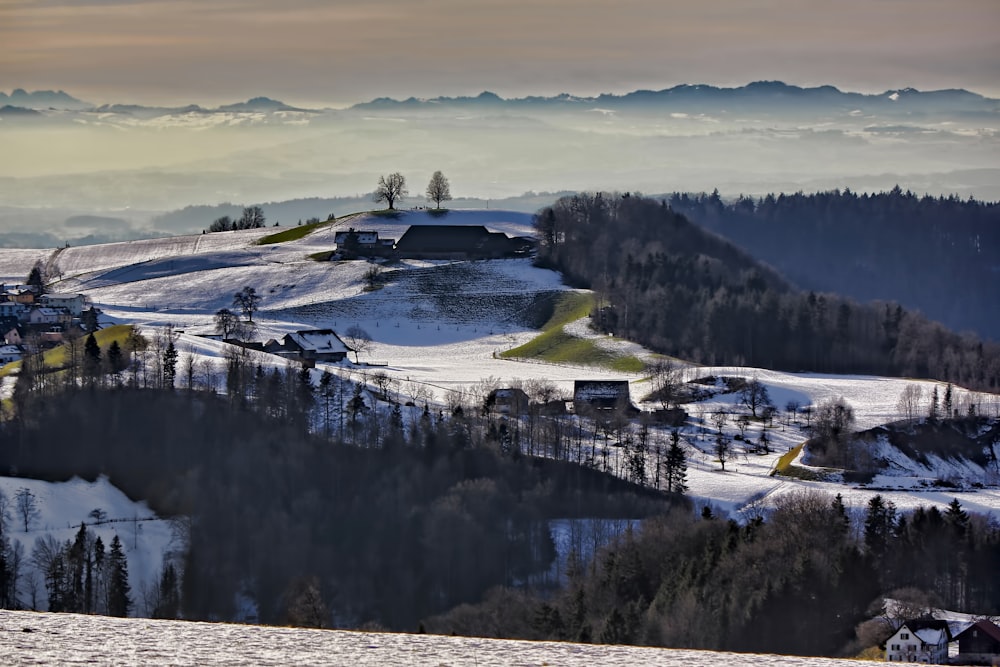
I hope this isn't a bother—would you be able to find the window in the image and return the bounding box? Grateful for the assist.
[901,632,909,640]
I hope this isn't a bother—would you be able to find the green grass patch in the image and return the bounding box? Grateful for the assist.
[256,219,330,245]
[771,441,829,481]
[540,292,593,330]
[772,442,805,475]
[308,251,336,262]
[0,324,136,378]
[501,292,643,372]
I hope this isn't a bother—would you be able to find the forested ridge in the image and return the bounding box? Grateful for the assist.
[666,188,1000,340]
[427,491,1000,656]
[1,378,673,629]
[535,193,1000,390]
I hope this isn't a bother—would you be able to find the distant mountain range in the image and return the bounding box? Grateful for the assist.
[0,88,92,110]
[2,81,997,115]
[350,81,1000,115]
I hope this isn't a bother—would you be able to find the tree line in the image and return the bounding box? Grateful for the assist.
[425,491,1000,657]
[1,362,674,628]
[665,188,1000,340]
[534,193,1000,390]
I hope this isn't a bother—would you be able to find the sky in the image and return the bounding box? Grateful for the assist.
[2,0,999,107]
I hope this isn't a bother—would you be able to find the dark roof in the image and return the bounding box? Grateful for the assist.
[955,619,1000,643]
[395,225,498,254]
[574,380,631,400]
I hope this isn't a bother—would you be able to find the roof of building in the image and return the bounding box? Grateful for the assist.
[42,293,83,300]
[284,329,352,354]
[955,619,1000,644]
[574,380,631,400]
[395,225,512,254]
[901,618,953,643]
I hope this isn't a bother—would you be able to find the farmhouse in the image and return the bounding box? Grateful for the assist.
[953,619,1000,665]
[276,329,353,365]
[885,618,951,664]
[487,387,530,416]
[334,229,395,257]
[394,225,532,260]
[573,380,636,416]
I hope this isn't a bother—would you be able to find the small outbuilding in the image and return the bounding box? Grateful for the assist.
[954,619,1000,665]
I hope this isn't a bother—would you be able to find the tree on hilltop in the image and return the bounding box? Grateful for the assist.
[374,172,407,210]
[426,171,452,209]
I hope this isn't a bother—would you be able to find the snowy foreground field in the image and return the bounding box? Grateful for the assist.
[0,609,861,667]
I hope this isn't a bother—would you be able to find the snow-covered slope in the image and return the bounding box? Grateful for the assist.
[2,209,999,522]
[0,608,865,666]
[0,476,178,614]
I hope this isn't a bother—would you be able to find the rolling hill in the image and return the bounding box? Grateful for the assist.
[2,208,998,520]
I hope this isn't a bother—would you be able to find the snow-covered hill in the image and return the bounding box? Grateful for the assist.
[2,209,999,523]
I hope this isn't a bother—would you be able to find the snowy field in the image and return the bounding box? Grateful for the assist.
[0,476,178,613]
[0,609,865,666]
[2,208,1000,523]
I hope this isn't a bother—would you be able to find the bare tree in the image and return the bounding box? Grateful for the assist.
[896,384,923,422]
[232,286,262,323]
[236,205,266,229]
[14,488,40,532]
[343,325,372,363]
[650,358,682,409]
[425,170,452,209]
[214,308,239,339]
[373,172,407,210]
[739,376,772,418]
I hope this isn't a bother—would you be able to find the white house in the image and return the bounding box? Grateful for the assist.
[886,619,951,664]
[40,293,86,317]
[0,344,23,365]
[28,306,66,326]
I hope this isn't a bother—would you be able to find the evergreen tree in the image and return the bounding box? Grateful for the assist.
[83,333,101,384]
[92,536,106,614]
[153,562,180,619]
[863,495,896,568]
[929,387,940,420]
[664,429,688,494]
[162,341,178,390]
[107,340,125,381]
[943,383,954,419]
[107,535,131,617]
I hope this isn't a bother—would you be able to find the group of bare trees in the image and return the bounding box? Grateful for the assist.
[373,171,452,210]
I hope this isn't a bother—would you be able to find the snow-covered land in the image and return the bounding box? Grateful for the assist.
[0,210,1000,616]
[0,608,866,666]
[0,476,179,614]
[2,208,999,526]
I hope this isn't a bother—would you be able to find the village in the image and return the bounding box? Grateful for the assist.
[0,282,93,365]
